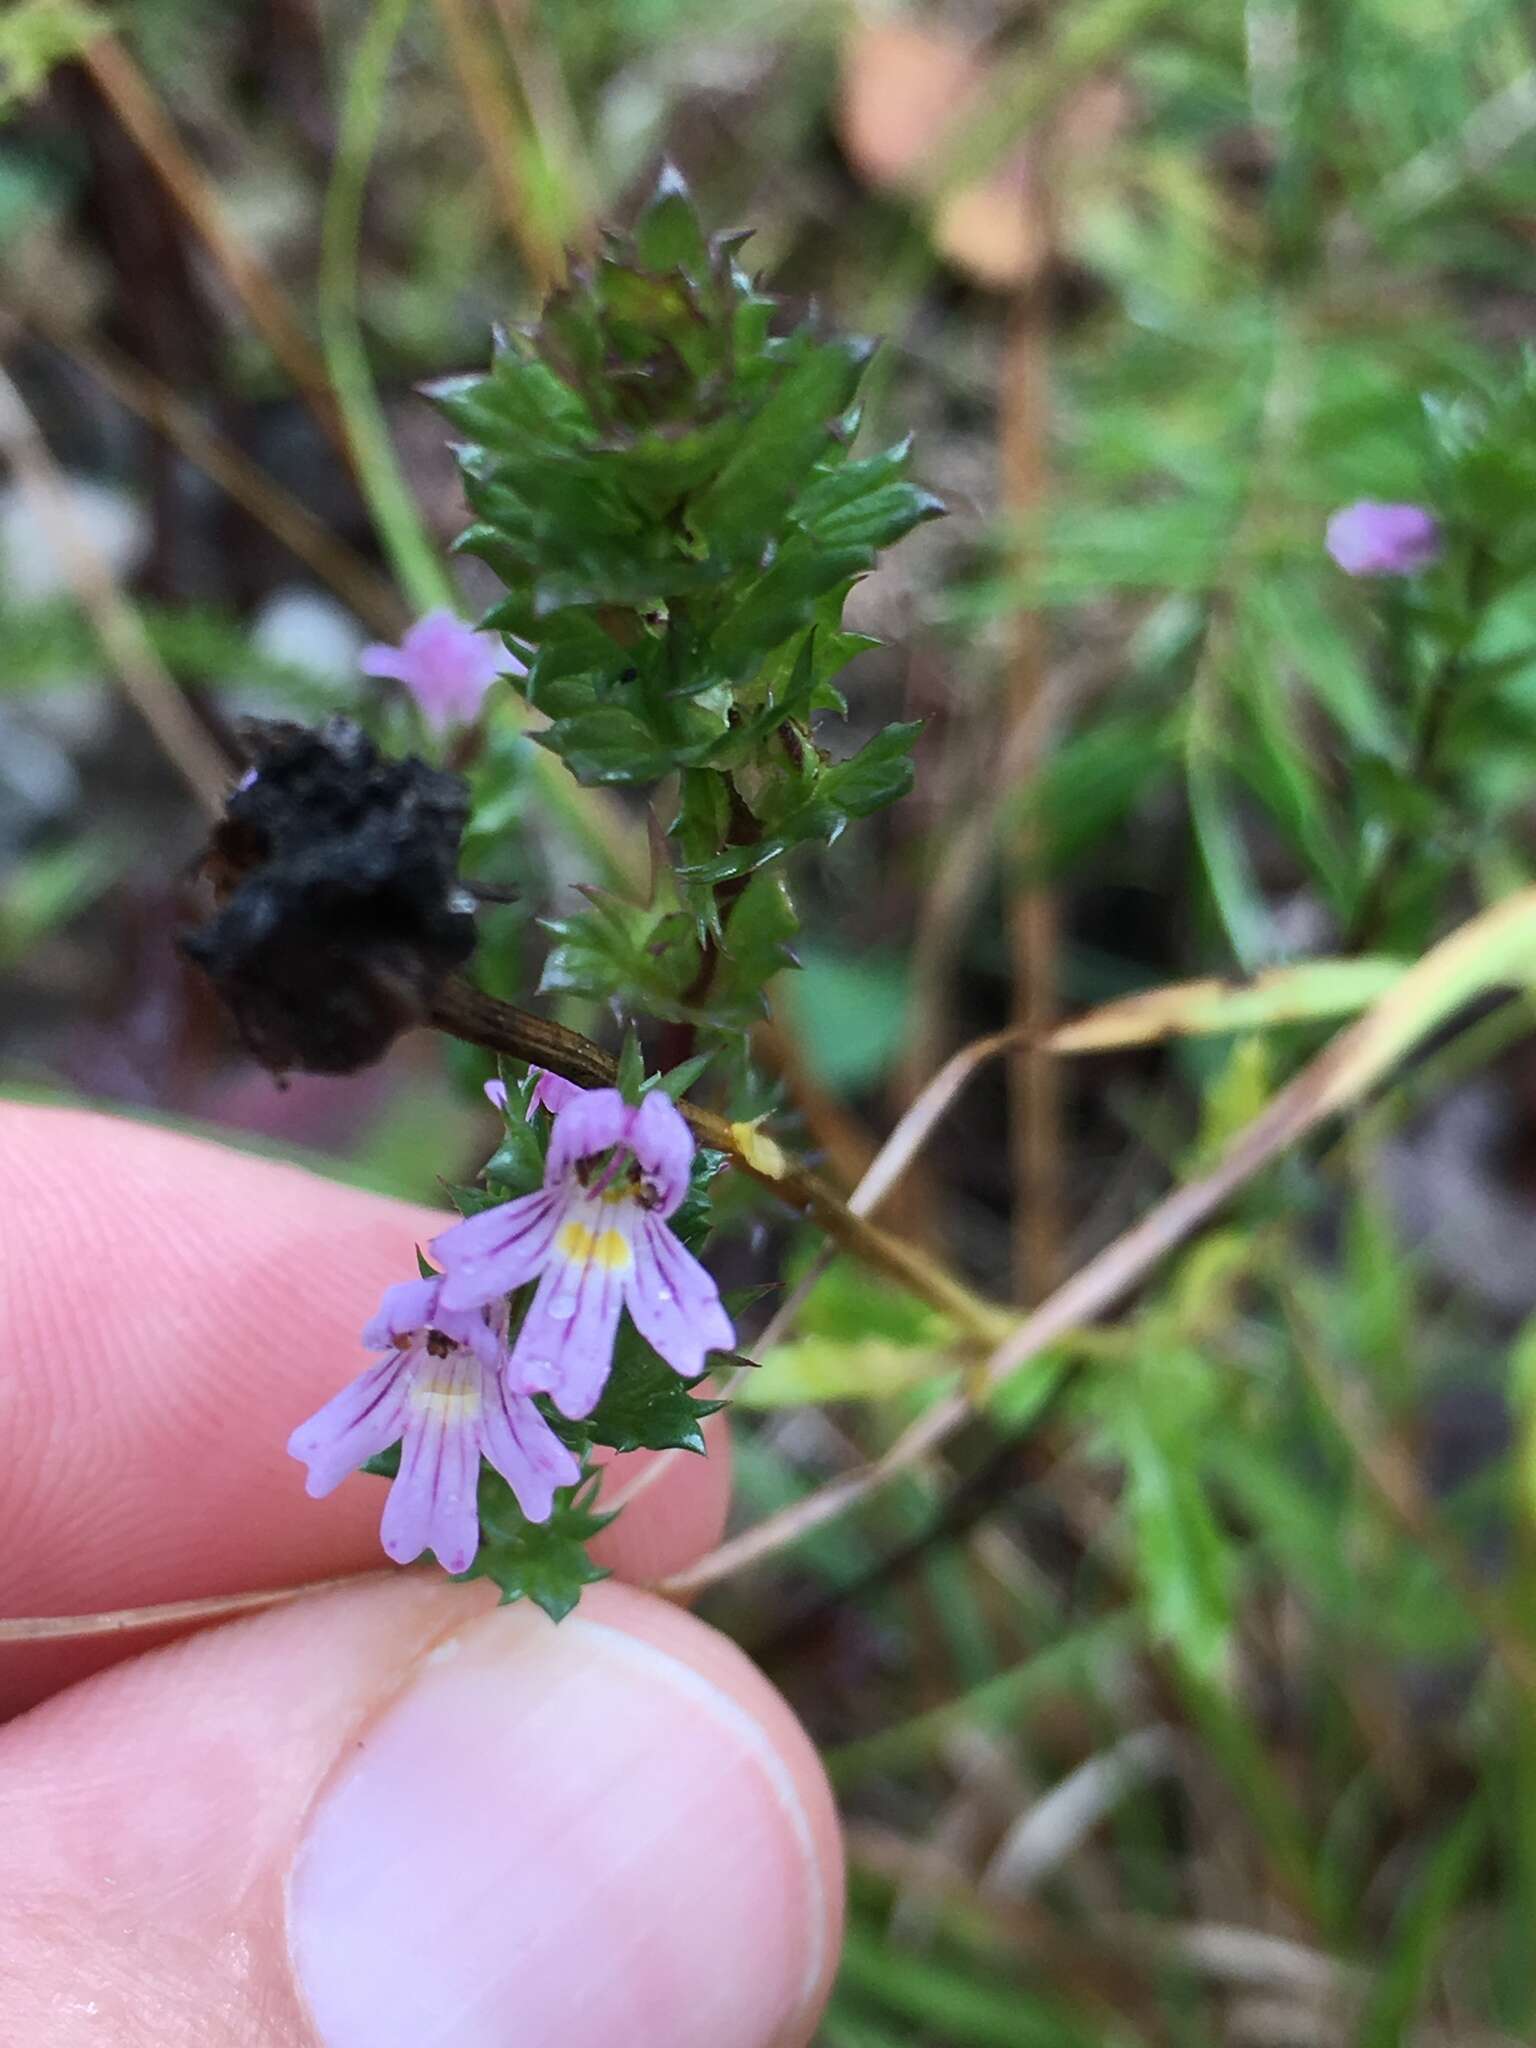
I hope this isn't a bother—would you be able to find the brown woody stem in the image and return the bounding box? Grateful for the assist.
[428,976,1014,1346]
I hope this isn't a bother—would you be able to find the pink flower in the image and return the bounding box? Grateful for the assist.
[431,1087,734,1419]
[359,610,519,733]
[484,1066,585,1118]
[1325,501,1442,577]
[287,1275,580,1572]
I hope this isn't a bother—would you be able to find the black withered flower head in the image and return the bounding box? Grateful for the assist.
[181,716,478,1076]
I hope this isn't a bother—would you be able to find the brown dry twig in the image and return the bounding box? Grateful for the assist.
[660,888,1536,1593]
[22,308,406,638]
[433,0,566,294]
[1001,160,1062,1306]
[0,356,230,814]
[79,30,348,465]
[428,977,1013,1347]
[0,1574,370,1645]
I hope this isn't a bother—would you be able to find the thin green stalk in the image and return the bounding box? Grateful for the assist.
[319,0,456,617]
[318,1,643,890]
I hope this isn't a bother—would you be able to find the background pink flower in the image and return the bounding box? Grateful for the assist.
[360,610,522,732]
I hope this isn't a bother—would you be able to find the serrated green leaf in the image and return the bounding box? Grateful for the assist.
[539,895,703,1014]
[688,337,875,555]
[671,765,731,877]
[669,1145,729,1252]
[819,719,923,820]
[483,1117,545,1195]
[645,1052,714,1100]
[536,707,681,785]
[791,439,945,551]
[684,723,921,884]
[586,1326,721,1454]
[615,1031,646,1104]
[632,163,710,277]
[712,869,800,1022]
[426,356,596,457]
[711,541,874,672]
[442,1180,507,1218]
[461,1469,614,1622]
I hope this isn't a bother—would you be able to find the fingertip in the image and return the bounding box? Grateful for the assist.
[289,1579,843,2048]
[0,1575,842,2048]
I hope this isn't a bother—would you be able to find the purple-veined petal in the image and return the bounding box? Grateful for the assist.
[485,1067,583,1120]
[628,1089,694,1217]
[528,1066,584,1118]
[431,1187,564,1311]
[507,1215,630,1417]
[360,1275,441,1351]
[288,1351,412,1497]
[435,1299,507,1371]
[625,1214,735,1379]
[545,1088,634,1185]
[480,1381,582,1523]
[379,1350,485,1573]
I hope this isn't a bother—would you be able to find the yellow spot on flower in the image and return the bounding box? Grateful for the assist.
[409,1378,482,1422]
[557,1219,632,1271]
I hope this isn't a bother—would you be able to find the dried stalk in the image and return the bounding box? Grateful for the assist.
[661,895,1536,1593]
[0,1574,369,1645]
[433,0,566,293]
[1002,176,1062,1305]
[22,309,405,637]
[0,358,229,814]
[80,30,347,463]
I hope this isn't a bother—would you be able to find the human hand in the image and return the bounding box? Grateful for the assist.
[0,1105,841,2047]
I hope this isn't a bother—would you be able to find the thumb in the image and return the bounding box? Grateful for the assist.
[0,1577,842,2048]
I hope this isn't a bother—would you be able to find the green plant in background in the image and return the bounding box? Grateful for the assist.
[13,1,1536,2040]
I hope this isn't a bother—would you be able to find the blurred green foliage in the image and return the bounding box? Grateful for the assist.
[9,0,1536,2039]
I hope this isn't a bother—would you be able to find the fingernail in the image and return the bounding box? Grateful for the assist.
[288,1606,828,2048]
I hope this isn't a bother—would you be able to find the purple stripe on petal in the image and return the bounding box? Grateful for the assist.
[509,1231,627,1418]
[288,1351,412,1496]
[545,1088,633,1185]
[380,1351,483,1571]
[481,1380,582,1523]
[625,1215,735,1380]
[629,1090,694,1217]
[431,1188,563,1311]
[528,1066,584,1118]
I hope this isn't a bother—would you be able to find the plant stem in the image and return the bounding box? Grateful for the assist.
[1345,554,1490,952]
[318,0,457,618]
[429,976,1014,1345]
